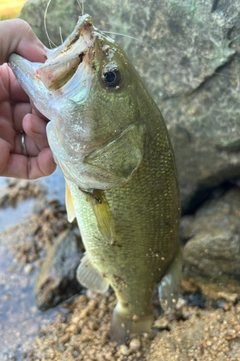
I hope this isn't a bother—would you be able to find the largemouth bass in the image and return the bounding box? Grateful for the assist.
[9,14,181,343]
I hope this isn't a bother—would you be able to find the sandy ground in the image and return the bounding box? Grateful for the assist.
[0,177,240,361]
[21,292,240,361]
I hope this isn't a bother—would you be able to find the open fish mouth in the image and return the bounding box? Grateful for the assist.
[36,14,95,91]
[9,14,95,99]
[36,53,83,91]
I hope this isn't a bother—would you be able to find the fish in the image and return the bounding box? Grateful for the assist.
[9,14,182,343]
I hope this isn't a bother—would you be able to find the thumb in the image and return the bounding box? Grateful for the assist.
[0,18,46,64]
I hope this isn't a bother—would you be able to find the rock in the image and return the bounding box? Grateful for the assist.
[182,187,240,296]
[19,0,79,47]
[34,229,83,310]
[19,0,240,213]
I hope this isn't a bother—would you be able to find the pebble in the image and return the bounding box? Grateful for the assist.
[153,317,169,330]
[119,345,130,356]
[129,338,141,352]
[59,332,71,345]
[176,297,186,310]
[24,263,34,274]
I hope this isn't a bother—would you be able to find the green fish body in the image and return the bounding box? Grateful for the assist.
[9,14,181,342]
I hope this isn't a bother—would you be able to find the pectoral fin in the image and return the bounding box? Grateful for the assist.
[77,252,109,293]
[91,190,113,242]
[65,182,76,222]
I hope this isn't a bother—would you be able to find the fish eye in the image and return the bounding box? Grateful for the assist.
[102,70,121,88]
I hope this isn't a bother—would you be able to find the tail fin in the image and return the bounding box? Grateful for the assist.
[110,304,154,343]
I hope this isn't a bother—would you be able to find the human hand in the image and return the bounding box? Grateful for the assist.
[0,19,56,179]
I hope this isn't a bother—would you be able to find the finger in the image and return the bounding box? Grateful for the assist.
[0,19,46,64]
[33,147,56,178]
[0,148,56,179]
[14,132,40,156]
[14,113,50,157]
[23,113,50,150]
[12,102,32,132]
[0,112,15,146]
[0,137,11,175]
[0,64,29,102]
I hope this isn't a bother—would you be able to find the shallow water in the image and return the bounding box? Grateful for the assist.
[40,167,65,204]
[0,169,65,359]
[0,198,36,232]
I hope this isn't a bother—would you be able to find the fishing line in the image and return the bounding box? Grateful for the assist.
[44,0,85,46]
[102,30,155,50]
[76,0,85,16]
[59,26,64,44]
[44,0,58,48]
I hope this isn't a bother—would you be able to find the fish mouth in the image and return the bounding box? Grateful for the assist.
[9,14,95,94]
[36,52,85,91]
[36,14,95,91]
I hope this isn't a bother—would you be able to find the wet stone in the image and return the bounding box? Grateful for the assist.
[34,229,83,311]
